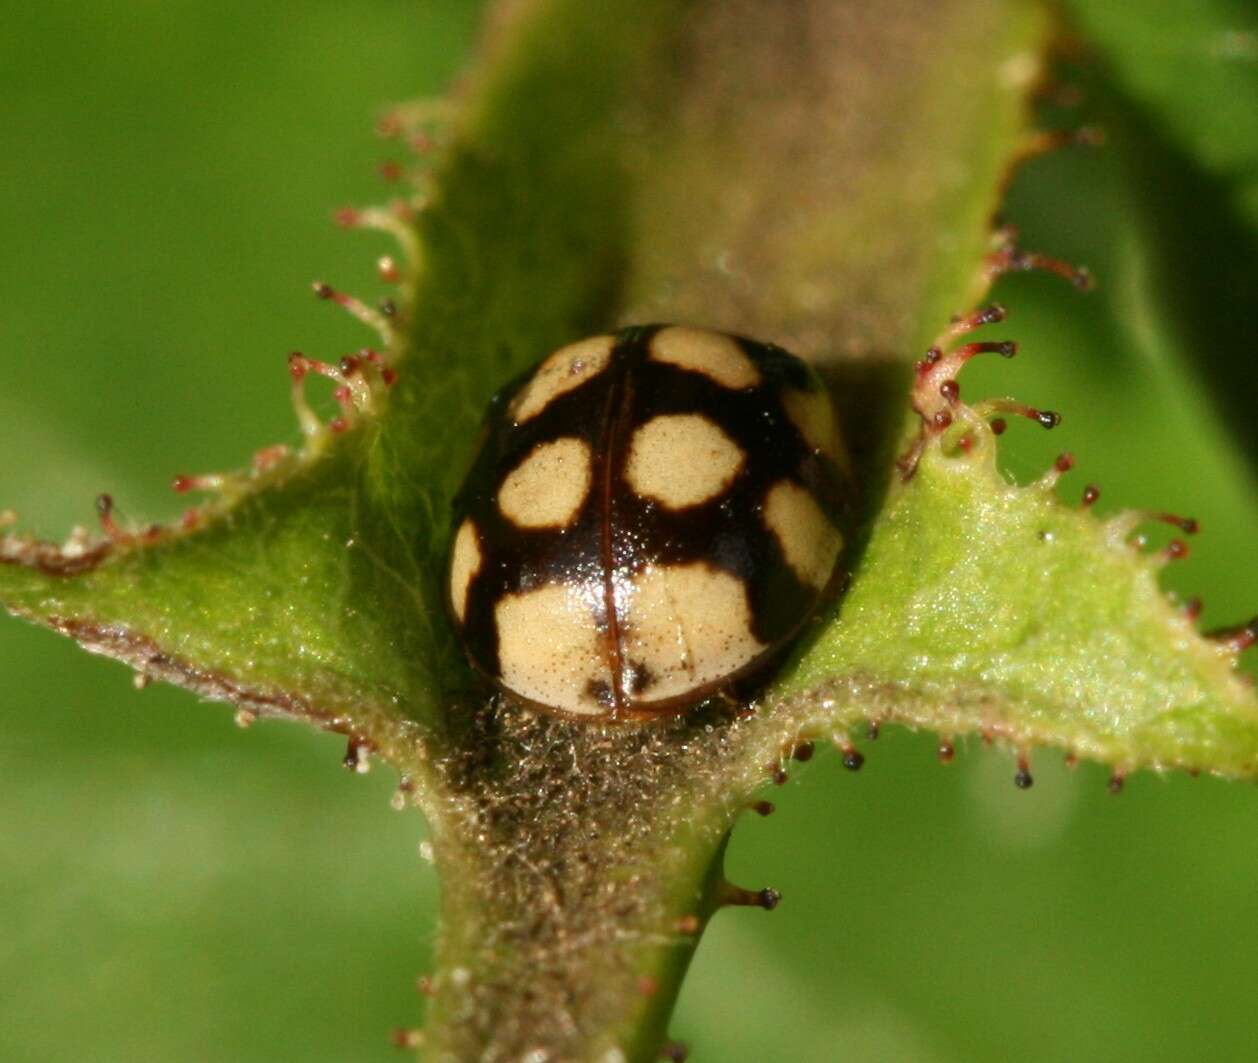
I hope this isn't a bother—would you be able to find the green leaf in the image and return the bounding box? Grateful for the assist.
[778,437,1258,775]
[1,452,421,739]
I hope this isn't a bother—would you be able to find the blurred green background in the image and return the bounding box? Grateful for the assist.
[2,2,1256,1060]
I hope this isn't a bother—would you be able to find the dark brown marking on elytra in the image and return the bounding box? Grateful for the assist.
[625,660,657,694]
[585,678,615,710]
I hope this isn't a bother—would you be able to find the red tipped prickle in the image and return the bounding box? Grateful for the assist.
[1014,754,1034,789]
[1163,539,1190,562]
[1209,618,1258,654]
[95,494,127,543]
[721,883,782,910]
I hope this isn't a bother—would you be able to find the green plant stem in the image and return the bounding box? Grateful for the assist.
[417,709,746,1061]
[423,823,721,1061]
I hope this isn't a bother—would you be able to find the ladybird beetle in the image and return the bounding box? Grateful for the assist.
[447,324,849,720]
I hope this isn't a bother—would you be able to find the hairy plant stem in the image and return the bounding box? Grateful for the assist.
[416,704,771,1061]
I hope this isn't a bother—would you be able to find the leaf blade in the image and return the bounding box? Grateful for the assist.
[777,438,1258,775]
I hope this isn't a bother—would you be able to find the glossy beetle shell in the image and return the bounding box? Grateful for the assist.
[446,324,849,720]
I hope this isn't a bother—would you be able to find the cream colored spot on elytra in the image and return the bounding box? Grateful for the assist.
[498,437,592,528]
[625,414,744,509]
[762,480,842,590]
[618,562,764,704]
[448,518,482,623]
[781,385,847,470]
[649,326,761,389]
[511,335,614,423]
[495,582,611,716]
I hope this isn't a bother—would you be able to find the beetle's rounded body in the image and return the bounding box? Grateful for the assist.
[447,324,849,720]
